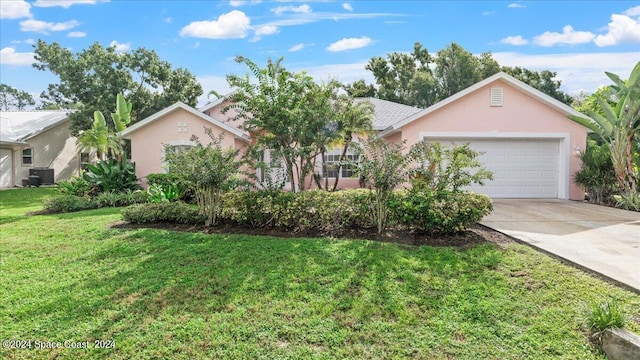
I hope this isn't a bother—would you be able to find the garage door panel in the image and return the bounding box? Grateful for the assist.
[431,138,559,198]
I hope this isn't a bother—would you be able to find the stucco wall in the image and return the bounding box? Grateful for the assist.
[397,79,587,200]
[128,107,245,185]
[13,120,80,185]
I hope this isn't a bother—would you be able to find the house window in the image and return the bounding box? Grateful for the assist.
[22,148,33,166]
[80,152,90,170]
[490,87,503,106]
[323,153,358,178]
[172,145,192,153]
[177,122,188,133]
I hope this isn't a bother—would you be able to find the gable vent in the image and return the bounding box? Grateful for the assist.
[490,87,503,106]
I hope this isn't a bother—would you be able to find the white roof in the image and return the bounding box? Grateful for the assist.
[0,110,70,144]
[121,101,249,140]
[378,71,589,137]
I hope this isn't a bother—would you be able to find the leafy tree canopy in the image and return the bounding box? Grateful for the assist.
[33,40,202,134]
[0,83,35,110]
[348,41,573,107]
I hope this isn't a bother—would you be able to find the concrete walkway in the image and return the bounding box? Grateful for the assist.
[480,199,640,293]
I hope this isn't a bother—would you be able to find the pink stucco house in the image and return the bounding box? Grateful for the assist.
[121,72,589,200]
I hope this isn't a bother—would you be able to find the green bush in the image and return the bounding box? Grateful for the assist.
[574,140,618,205]
[93,190,148,208]
[56,176,91,197]
[122,202,204,224]
[613,191,640,211]
[393,189,493,234]
[123,189,491,234]
[147,184,180,203]
[222,189,372,230]
[83,159,141,194]
[146,173,194,201]
[43,195,96,213]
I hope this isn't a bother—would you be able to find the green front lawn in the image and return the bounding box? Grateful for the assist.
[1,188,638,359]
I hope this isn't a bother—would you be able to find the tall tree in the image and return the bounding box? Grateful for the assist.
[363,42,572,108]
[0,83,35,110]
[502,66,574,105]
[366,42,438,108]
[434,43,499,98]
[224,56,339,192]
[33,40,202,134]
[343,79,376,98]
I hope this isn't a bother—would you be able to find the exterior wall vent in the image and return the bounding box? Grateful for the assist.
[490,87,503,106]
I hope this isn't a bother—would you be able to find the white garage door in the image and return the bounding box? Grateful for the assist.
[436,138,560,198]
[1,149,13,188]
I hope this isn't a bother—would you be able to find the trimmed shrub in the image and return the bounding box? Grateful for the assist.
[122,202,204,224]
[393,189,493,234]
[43,195,96,213]
[222,189,372,230]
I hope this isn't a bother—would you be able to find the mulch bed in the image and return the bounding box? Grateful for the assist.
[110,221,514,249]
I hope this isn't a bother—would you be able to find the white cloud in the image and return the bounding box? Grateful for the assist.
[272,4,311,16]
[25,38,36,45]
[0,47,35,66]
[20,19,80,33]
[624,5,640,17]
[343,3,353,11]
[0,0,32,19]
[164,17,172,23]
[229,0,261,6]
[180,10,251,39]
[109,40,130,53]
[533,25,595,46]
[594,13,640,47]
[68,31,86,38]
[33,0,108,8]
[326,36,373,52]
[298,61,373,85]
[482,10,496,16]
[493,51,640,94]
[507,3,525,8]
[289,43,305,52]
[501,35,528,46]
[252,25,279,41]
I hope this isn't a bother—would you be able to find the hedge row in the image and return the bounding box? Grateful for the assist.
[43,190,147,213]
[122,189,492,234]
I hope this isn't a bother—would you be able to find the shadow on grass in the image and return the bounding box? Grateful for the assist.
[22,228,504,344]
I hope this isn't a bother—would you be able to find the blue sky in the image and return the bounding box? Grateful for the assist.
[1,0,639,107]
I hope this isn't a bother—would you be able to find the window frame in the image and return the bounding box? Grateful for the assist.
[21,148,33,166]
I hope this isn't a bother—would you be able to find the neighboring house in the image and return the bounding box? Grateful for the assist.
[123,71,589,200]
[0,110,86,188]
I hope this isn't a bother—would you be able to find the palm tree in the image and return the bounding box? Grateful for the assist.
[569,61,640,193]
[76,93,132,163]
[327,96,374,191]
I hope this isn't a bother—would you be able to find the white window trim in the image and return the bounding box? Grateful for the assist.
[418,131,570,200]
[161,140,197,173]
[22,148,33,167]
[321,148,359,179]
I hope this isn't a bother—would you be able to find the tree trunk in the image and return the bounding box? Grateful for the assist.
[331,141,351,192]
[625,131,637,193]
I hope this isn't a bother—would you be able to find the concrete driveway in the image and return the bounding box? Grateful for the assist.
[480,199,640,293]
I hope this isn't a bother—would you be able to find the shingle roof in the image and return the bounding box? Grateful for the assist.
[355,97,422,130]
[0,110,70,144]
